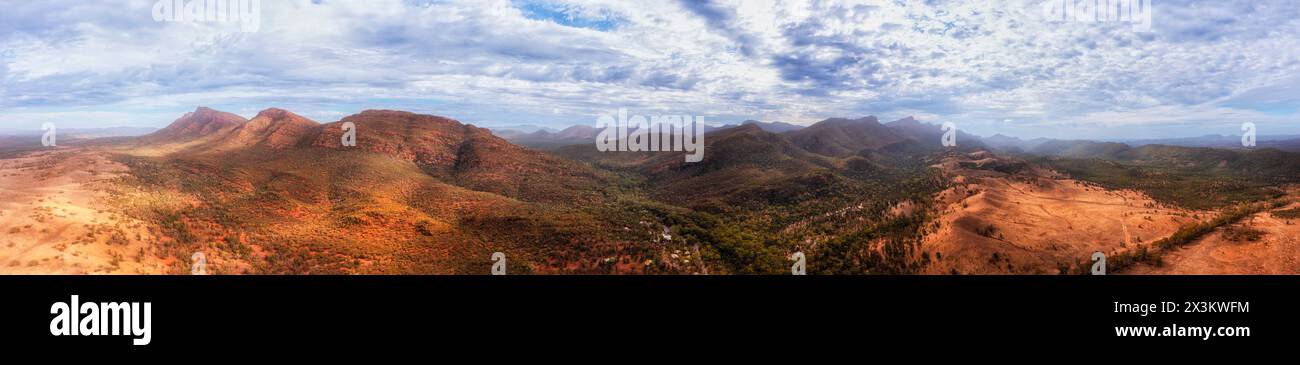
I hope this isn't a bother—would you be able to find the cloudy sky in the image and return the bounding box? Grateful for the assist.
[2,0,1299,139]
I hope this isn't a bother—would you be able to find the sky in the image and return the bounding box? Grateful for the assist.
[1,0,1299,139]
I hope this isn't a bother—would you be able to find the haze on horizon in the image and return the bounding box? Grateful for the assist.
[2,0,1299,140]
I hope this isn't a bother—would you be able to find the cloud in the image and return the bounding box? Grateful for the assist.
[1,0,1298,139]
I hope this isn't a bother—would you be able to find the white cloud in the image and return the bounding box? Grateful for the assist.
[1,0,1298,138]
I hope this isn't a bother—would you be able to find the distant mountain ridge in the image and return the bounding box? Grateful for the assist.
[494,120,806,149]
[781,116,982,157]
[783,116,906,157]
[0,127,158,138]
[1117,134,1300,152]
[742,120,804,133]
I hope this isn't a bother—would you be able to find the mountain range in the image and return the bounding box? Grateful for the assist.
[493,119,806,149]
[2,106,1299,275]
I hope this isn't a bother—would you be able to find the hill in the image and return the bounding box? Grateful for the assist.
[783,116,908,157]
[223,108,320,150]
[635,124,838,208]
[139,107,247,143]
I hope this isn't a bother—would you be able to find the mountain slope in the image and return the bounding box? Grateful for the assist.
[139,107,247,143]
[1025,140,1131,158]
[223,108,321,150]
[636,124,838,207]
[742,120,804,133]
[882,116,986,152]
[308,110,613,203]
[97,108,674,274]
[555,125,598,139]
[783,116,908,157]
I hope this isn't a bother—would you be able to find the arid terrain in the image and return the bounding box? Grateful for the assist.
[2,107,1298,275]
[0,148,167,274]
[1127,201,1300,274]
[920,153,1203,274]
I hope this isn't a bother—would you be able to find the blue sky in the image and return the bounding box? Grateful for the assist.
[2,0,1299,139]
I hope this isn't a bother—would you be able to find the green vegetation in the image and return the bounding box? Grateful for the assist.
[1043,159,1290,210]
[809,208,935,275]
[1037,145,1300,210]
[1220,225,1264,242]
[1273,207,1300,220]
[559,126,953,275]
